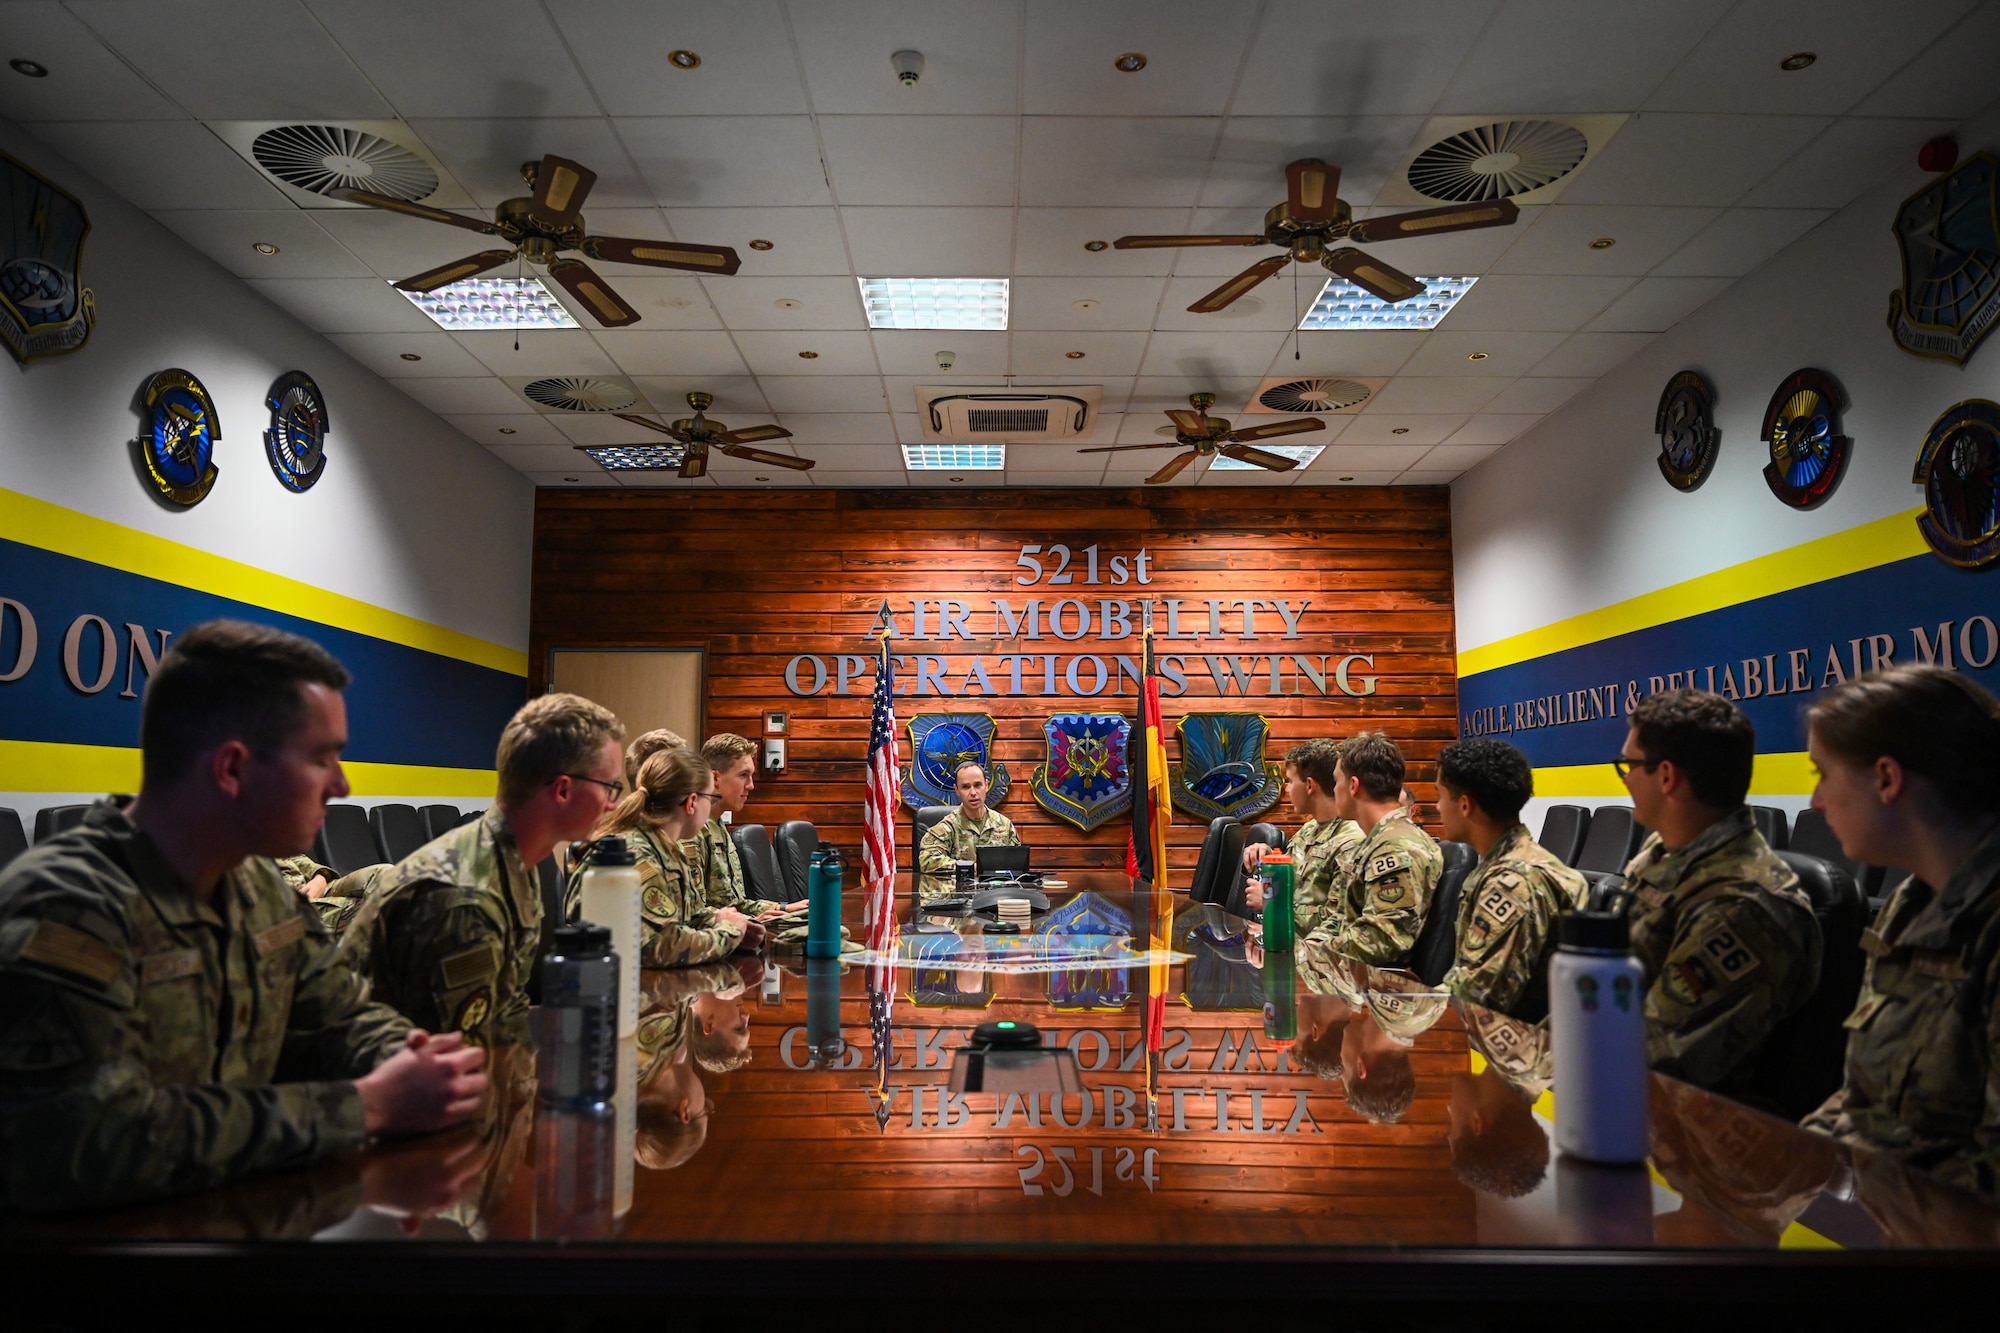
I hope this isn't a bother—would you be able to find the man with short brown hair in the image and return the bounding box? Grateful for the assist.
[1308,732,1443,966]
[1245,738,1363,935]
[698,732,793,912]
[624,728,687,788]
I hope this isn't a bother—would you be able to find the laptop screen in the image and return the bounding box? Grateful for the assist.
[974,844,1031,874]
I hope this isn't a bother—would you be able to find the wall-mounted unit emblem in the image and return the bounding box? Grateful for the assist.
[900,712,1010,812]
[1761,368,1850,510]
[1654,370,1719,492]
[265,371,329,492]
[1030,713,1131,833]
[138,369,220,508]
[0,152,95,364]
[1888,151,2000,367]
[1167,712,1283,823]
[1914,398,2000,569]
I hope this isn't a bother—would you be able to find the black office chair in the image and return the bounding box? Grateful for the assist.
[457,807,484,827]
[1789,808,1886,904]
[369,803,427,864]
[1575,806,1644,875]
[733,824,786,901]
[774,820,819,902]
[913,805,952,889]
[1537,805,1591,867]
[529,854,563,1005]
[317,803,384,877]
[32,804,90,843]
[1749,805,1791,850]
[1750,850,1868,1120]
[1410,840,1478,986]
[419,804,462,841]
[1863,865,1911,908]
[0,807,27,871]
[1187,816,1240,905]
[1220,823,1284,917]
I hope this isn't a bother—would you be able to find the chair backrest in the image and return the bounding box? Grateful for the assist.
[369,803,427,864]
[1410,840,1478,986]
[1537,805,1591,867]
[1789,808,1876,897]
[733,824,784,901]
[913,806,952,888]
[32,804,90,843]
[774,820,819,902]
[1574,806,1641,874]
[319,803,384,877]
[457,807,484,827]
[0,807,27,871]
[529,855,562,1005]
[1750,851,1868,1119]
[1748,805,1790,850]
[1187,816,1239,905]
[1221,823,1284,917]
[1862,865,1911,907]
[419,804,462,841]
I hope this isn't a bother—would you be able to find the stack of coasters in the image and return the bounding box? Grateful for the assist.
[994,898,1033,927]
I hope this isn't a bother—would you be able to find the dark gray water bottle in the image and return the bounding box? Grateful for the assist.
[538,922,618,1111]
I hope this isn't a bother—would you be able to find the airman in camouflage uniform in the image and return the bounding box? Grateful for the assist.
[338,807,540,1036]
[917,805,1020,876]
[1290,815,1366,936]
[272,854,334,897]
[568,824,746,968]
[1803,829,2000,1198]
[695,816,755,911]
[0,803,413,1212]
[1442,823,1589,1018]
[1308,809,1443,967]
[310,862,393,937]
[1624,806,1820,1092]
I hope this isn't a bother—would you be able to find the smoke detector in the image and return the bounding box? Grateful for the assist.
[1246,376,1384,415]
[915,385,1102,440]
[1377,115,1627,208]
[209,120,472,209]
[518,376,642,413]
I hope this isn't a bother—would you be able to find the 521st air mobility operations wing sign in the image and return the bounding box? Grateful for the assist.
[1168,712,1284,823]
[1029,712,1131,833]
[900,711,1010,813]
[0,152,96,365]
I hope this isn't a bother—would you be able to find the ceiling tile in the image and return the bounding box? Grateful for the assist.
[1115,414,1189,443]
[1011,332,1152,377]
[1436,0,1732,113]
[1854,1,2000,117]
[1131,376,1264,412]
[549,413,676,445]
[615,116,833,207]
[405,118,652,211]
[1165,208,1285,275]
[799,443,907,471]
[1152,278,1302,332]
[394,377,528,415]
[1401,331,1564,377]
[445,414,570,446]
[68,0,390,120]
[487,443,599,471]
[1442,415,1542,446]
[1347,204,1547,275]
[329,331,488,377]
[1334,415,1468,445]
[1232,0,1498,116]
[1020,118,1219,208]
[767,414,897,446]
[594,329,753,378]
[1272,330,1426,377]
[306,204,508,282]
[1022,0,1260,116]
[1298,471,1403,486]
[730,330,875,376]
[1201,467,1303,487]
[545,0,808,115]
[872,330,1007,376]
[152,210,372,279]
[569,275,721,330]
[303,0,601,117]
[28,121,286,209]
[1200,116,1425,210]
[1365,377,1506,414]
[1310,443,1435,469]
[820,116,1018,206]
[452,330,619,377]
[526,471,614,487]
[662,207,849,276]
[1643,0,1974,116]
[1652,207,1830,276]
[1008,445,1111,472]
[841,207,1015,277]
[1483,377,1592,414]
[1015,209,1220,276]
[1394,470,1463,485]
[790,0,1020,114]
[1489,205,1719,275]
[1441,274,1634,331]
[812,470,911,487]
[1583,276,1732,332]
[0,4,183,121]
[1009,470,1106,486]
[1739,117,1957,210]
[702,275,866,331]
[1558,113,1830,207]
[628,376,769,415]
[245,277,440,332]
[1139,330,1289,379]
[717,471,815,488]
[1527,331,1657,377]
[1010,277,1168,331]
[760,376,890,414]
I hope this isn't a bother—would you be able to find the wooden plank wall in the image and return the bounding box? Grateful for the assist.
[531,488,1456,882]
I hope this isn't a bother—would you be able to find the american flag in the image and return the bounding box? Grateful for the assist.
[863,636,899,957]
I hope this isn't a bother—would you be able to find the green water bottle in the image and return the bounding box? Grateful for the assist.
[1261,851,1296,951]
[1263,947,1297,1046]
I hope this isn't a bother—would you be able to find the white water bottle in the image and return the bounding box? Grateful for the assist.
[576,837,642,1038]
[1549,907,1650,1163]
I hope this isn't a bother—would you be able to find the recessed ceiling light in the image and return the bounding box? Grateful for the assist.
[1071,299,1100,312]
[1213,444,1323,471]
[1066,351,1085,359]
[1114,52,1147,72]
[669,49,701,69]
[581,444,688,471]
[1588,237,1616,250]
[10,59,48,78]
[1300,275,1476,330]
[906,443,1004,470]
[399,275,579,330]
[399,352,422,361]
[563,476,579,482]
[252,241,280,255]
[859,277,1009,330]
[497,427,516,435]
[1339,476,1355,481]
[749,238,775,251]
[755,475,770,481]
[774,298,803,310]
[1780,51,1816,71]
[950,476,964,482]
[1467,351,1489,361]
[1391,427,1410,435]
[797,349,819,359]
[1084,240,1108,252]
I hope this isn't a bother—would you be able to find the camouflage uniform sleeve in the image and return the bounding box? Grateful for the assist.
[702,825,749,911]
[0,878,369,1213]
[276,898,412,1080]
[638,855,743,968]
[918,815,960,876]
[1441,867,1549,1014]
[1642,894,1815,1088]
[1325,838,1437,966]
[1912,945,2000,1198]
[349,887,511,1035]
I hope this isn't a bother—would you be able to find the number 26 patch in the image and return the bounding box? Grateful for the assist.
[1698,926,1759,981]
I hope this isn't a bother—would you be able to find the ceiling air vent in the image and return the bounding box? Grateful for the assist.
[1257,378,1373,414]
[521,376,640,413]
[1377,115,1624,209]
[252,124,438,200]
[916,385,1103,440]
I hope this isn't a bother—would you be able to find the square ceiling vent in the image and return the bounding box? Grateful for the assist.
[209,120,474,210]
[915,384,1102,440]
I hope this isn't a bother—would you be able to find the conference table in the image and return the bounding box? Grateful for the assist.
[9,874,1998,1324]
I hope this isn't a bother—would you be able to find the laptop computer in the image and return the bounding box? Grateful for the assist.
[975,844,1031,875]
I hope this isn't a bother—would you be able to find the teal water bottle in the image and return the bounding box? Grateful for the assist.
[807,844,844,957]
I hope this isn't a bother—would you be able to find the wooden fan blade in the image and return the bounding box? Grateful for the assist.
[614,412,686,439]
[1165,408,1209,434]
[1227,416,1325,442]
[1285,158,1342,224]
[530,155,596,229]
[1077,442,1181,454]
[1346,198,1519,243]
[328,187,502,234]
[681,442,709,479]
[713,423,792,445]
[720,443,814,470]
[393,249,518,293]
[546,259,642,327]
[1146,452,1200,485]
[1112,234,1267,249]
[1189,255,1291,313]
[1220,443,1301,471]
[582,235,742,276]
[1323,247,1426,303]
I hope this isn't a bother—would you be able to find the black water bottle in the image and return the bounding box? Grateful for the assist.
[538,922,617,1111]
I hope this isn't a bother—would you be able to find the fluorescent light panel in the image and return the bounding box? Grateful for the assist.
[860,277,1008,330]
[581,444,686,471]
[1299,275,1477,331]
[401,275,580,330]
[1211,444,1325,471]
[904,443,1004,470]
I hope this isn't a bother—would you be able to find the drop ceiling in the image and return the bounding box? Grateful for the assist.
[2,0,1992,489]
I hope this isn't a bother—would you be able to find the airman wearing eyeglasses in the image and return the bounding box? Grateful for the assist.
[339,693,627,1035]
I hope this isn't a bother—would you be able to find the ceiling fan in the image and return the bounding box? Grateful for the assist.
[602,393,814,479]
[1114,157,1519,313]
[1078,393,1324,484]
[330,154,741,328]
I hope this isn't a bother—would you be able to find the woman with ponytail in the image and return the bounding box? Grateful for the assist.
[1802,664,2000,1196]
[569,747,764,966]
